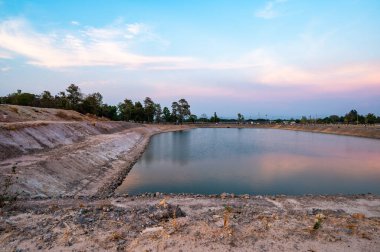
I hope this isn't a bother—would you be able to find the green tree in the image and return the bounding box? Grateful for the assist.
[237,113,244,124]
[40,91,54,108]
[54,91,68,109]
[144,97,155,123]
[329,115,340,124]
[66,84,83,110]
[177,98,191,124]
[199,113,208,122]
[366,113,376,124]
[133,101,144,122]
[81,92,103,115]
[300,116,308,124]
[171,102,179,123]
[162,106,171,122]
[118,99,134,121]
[100,104,118,120]
[188,114,197,123]
[344,109,358,124]
[154,103,162,123]
[210,112,220,123]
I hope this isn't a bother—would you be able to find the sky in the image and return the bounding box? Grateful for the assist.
[0,0,379,119]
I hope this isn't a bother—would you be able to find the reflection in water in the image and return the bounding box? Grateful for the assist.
[116,128,380,195]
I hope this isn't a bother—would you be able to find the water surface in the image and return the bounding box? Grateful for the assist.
[117,128,380,195]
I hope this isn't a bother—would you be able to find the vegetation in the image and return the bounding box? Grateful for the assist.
[0,84,191,123]
[1,84,379,124]
[0,166,18,207]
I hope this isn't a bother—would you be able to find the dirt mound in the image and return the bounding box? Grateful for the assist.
[0,104,100,122]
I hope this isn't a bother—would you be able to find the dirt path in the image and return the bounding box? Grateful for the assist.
[1,194,379,251]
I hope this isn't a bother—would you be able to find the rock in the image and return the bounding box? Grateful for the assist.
[141,226,163,234]
[215,220,224,228]
[43,233,52,242]
[221,193,228,199]
[352,213,365,219]
[31,194,48,200]
[151,203,186,221]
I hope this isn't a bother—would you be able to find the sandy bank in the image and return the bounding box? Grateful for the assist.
[196,123,380,139]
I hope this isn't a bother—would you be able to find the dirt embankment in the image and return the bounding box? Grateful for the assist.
[270,124,380,139]
[0,121,141,161]
[0,105,192,198]
[197,123,380,139]
[0,104,100,123]
[0,119,191,198]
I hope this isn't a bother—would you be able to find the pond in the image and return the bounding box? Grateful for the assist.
[116,128,380,195]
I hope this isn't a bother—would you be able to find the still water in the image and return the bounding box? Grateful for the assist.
[117,128,380,195]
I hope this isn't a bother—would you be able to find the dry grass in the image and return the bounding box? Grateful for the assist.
[9,106,19,114]
[55,111,72,120]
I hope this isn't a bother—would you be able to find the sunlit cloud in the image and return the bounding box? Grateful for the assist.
[0,18,193,69]
[239,48,380,92]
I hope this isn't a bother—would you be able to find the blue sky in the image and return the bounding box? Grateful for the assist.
[0,0,379,118]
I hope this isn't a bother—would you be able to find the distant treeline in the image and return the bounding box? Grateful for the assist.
[0,84,192,123]
[1,84,379,124]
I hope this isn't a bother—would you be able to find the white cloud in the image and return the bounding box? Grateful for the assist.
[70,21,80,26]
[127,23,145,35]
[255,0,287,19]
[0,66,10,72]
[0,18,192,69]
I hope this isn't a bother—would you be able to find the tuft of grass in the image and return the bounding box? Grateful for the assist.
[313,213,326,230]
[0,166,18,207]
[9,106,19,114]
[55,111,71,120]
[110,231,122,241]
[224,205,233,228]
[172,208,177,229]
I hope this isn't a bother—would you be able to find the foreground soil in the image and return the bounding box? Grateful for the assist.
[1,194,379,251]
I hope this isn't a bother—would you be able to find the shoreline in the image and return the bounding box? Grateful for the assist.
[1,122,379,200]
[194,123,380,139]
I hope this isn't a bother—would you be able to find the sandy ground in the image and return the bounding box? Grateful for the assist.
[1,194,379,251]
[1,105,380,251]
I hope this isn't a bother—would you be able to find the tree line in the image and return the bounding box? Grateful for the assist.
[1,85,379,124]
[0,84,193,123]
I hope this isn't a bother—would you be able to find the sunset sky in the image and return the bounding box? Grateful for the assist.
[0,0,379,118]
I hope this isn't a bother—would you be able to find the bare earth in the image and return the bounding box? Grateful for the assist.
[0,105,379,251]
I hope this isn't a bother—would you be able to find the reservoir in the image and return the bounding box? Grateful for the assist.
[117,128,380,195]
